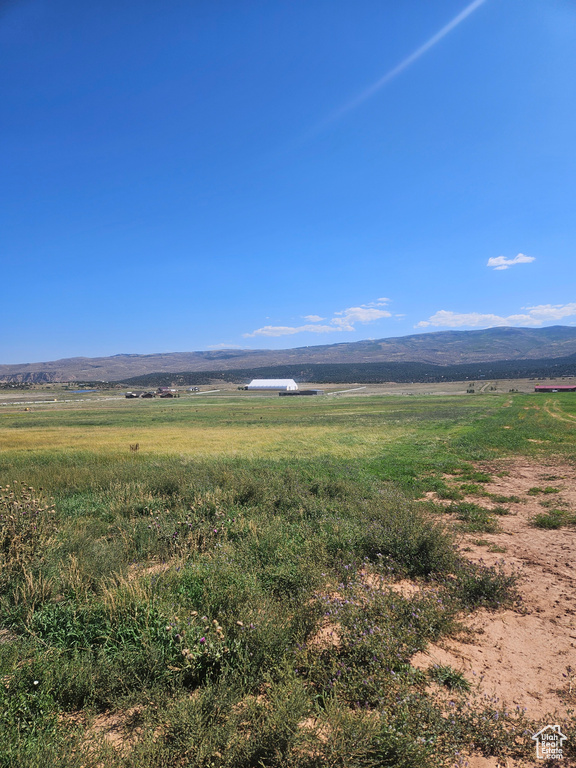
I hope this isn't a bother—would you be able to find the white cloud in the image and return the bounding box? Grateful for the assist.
[331,305,391,331]
[487,253,535,271]
[416,303,576,329]
[244,299,392,338]
[244,324,337,338]
[519,303,576,322]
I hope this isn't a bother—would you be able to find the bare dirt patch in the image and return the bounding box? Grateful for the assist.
[308,619,341,650]
[89,707,144,750]
[299,716,330,742]
[359,569,427,598]
[0,628,17,644]
[414,458,576,723]
[464,757,528,768]
[128,560,171,580]
[62,705,147,760]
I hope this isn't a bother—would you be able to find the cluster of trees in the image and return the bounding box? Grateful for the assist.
[121,354,576,388]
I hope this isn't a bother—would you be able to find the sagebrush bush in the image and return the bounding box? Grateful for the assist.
[450,561,518,609]
[361,494,458,577]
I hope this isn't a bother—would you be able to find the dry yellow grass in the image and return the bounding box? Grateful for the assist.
[0,423,409,459]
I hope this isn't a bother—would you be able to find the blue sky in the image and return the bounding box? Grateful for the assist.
[1,0,575,364]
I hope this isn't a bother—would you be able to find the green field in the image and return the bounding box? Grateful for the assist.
[1,392,575,767]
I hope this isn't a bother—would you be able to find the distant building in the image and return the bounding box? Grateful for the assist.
[534,385,576,393]
[279,389,324,397]
[245,379,298,391]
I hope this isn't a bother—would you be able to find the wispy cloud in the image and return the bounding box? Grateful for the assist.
[487,253,535,271]
[244,299,392,338]
[331,304,391,331]
[416,303,576,329]
[319,0,488,127]
[243,324,337,338]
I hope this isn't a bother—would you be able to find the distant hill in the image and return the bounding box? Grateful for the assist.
[2,326,576,383]
[122,352,576,388]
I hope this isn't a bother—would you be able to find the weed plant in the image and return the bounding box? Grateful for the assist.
[532,509,576,529]
[428,664,470,692]
[527,486,560,496]
[449,561,519,610]
[445,502,500,533]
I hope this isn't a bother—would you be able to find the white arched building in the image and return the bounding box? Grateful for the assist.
[245,379,298,391]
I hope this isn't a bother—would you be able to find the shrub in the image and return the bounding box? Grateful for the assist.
[436,487,463,501]
[532,510,575,529]
[362,499,458,578]
[428,664,470,691]
[446,502,499,533]
[450,562,518,610]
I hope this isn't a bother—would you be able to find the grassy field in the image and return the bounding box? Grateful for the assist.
[1,391,575,767]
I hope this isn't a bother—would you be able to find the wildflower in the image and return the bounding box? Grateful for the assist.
[199,637,206,644]
[33,680,39,686]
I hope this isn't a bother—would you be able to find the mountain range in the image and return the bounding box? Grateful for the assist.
[2,326,576,383]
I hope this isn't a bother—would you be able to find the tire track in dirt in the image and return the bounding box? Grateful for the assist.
[543,398,576,424]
